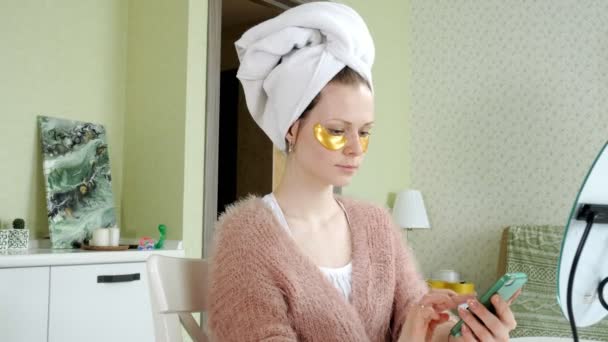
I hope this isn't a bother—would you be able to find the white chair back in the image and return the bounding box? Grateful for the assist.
[147,255,209,342]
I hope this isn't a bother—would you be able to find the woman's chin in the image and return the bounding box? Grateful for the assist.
[331,175,355,188]
[308,169,356,188]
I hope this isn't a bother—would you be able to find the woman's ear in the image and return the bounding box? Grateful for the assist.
[286,119,301,145]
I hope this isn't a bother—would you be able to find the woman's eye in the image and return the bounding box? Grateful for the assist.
[359,131,371,137]
[327,129,345,135]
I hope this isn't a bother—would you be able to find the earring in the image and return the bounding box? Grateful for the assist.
[288,141,295,153]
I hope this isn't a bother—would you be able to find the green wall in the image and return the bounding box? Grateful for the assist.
[123,0,206,256]
[0,1,206,257]
[340,0,411,206]
[122,0,188,240]
[0,0,128,238]
[181,0,206,258]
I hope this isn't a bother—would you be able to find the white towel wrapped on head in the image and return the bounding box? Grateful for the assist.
[235,2,375,150]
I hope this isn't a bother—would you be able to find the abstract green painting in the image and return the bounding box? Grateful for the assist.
[38,116,117,248]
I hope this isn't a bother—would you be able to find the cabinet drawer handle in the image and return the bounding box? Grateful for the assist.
[97,273,140,283]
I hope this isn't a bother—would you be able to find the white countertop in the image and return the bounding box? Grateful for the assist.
[0,240,185,268]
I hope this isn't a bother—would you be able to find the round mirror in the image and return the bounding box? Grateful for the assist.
[558,141,608,327]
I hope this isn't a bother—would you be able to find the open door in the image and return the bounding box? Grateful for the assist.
[204,0,317,257]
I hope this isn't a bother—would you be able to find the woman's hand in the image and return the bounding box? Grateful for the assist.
[452,289,521,341]
[401,303,449,342]
[400,289,474,342]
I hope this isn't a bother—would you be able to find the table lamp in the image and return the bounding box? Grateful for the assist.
[393,190,431,232]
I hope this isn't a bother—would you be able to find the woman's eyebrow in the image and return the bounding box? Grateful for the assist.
[324,119,375,126]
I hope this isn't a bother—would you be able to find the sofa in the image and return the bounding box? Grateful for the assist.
[498,225,608,341]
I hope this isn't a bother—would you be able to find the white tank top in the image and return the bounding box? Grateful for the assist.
[262,193,353,300]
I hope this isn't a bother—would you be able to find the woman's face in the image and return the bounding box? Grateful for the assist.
[287,81,375,187]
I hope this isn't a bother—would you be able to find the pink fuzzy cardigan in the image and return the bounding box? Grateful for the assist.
[208,196,428,341]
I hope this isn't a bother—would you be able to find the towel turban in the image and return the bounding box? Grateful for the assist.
[235,2,375,150]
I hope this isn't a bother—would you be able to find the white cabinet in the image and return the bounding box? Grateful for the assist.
[48,263,154,342]
[0,245,183,342]
[0,267,50,342]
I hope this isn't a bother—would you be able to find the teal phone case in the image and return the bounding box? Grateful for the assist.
[450,272,528,337]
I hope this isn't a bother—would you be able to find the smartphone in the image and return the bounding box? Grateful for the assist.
[450,272,528,337]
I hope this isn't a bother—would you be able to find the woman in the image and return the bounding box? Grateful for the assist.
[208,3,518,341]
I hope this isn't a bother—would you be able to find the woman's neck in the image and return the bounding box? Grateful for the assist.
[273,162,339,222]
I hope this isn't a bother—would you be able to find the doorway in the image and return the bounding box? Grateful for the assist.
[217,1,283,213]
[205,0,312,256]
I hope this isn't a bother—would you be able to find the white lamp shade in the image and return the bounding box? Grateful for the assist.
[393,190,430,229]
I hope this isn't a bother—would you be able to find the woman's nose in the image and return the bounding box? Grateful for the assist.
[343,132,364,156]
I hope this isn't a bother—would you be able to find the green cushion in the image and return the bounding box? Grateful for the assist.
[505,225,608,339]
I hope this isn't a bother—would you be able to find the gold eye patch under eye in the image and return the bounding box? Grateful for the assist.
[313,123,370,152]
[359,135,369,153]
[314,124,347,151]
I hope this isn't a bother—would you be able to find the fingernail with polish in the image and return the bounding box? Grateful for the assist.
[467,299,477,308]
